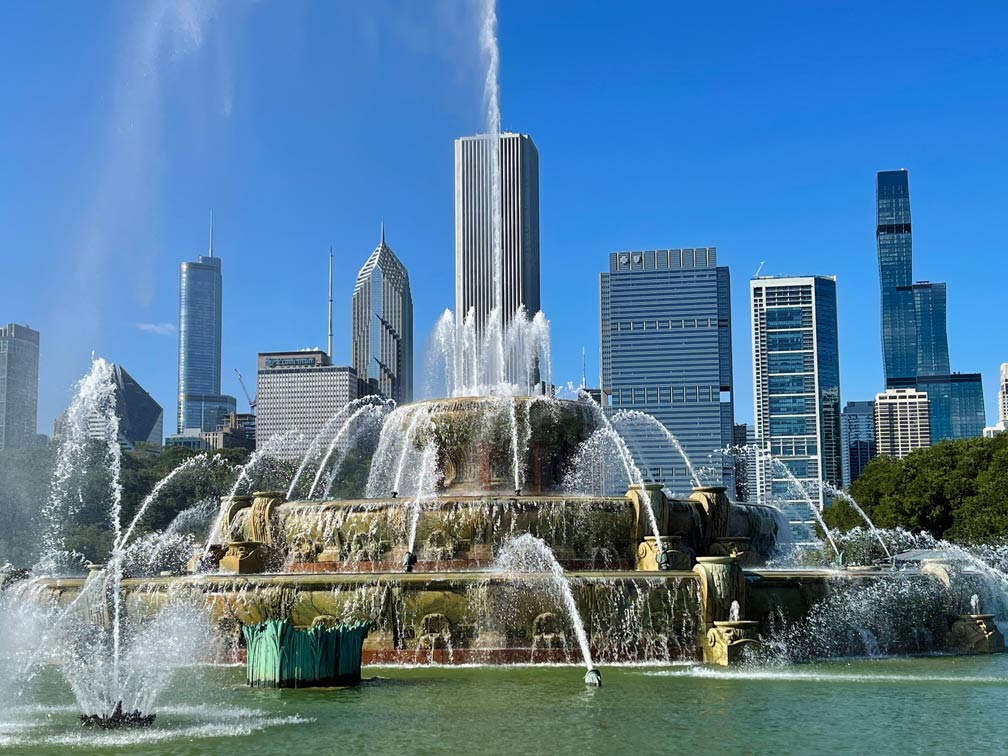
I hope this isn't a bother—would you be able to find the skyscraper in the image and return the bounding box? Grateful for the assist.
[875,388,930,459]
[0,323,39,450]
[840,400,876,488]
[983,363,1008,438]
[751,276,842,536]
[351,226,413,404]
[875,170,984,442]
[177,217,236,433]
[600,248,734,493]
[877,169,916,386]
[255,351,359,460]
[455,133,540,333]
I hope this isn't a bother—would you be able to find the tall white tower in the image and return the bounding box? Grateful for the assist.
[454,133,540,332]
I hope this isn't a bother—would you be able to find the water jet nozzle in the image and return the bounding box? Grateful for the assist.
[402,551,417,573]
[584,668,602,687]
[515,488,522,497]
[656,549,672,571]
[391,491,398,499]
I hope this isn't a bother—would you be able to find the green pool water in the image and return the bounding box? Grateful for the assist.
[3,656,1007,754]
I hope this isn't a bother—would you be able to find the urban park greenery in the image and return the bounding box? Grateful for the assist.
[824,433,1008,541]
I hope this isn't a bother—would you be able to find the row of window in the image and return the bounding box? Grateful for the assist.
[611,385,722,405]
[611,318,719,332]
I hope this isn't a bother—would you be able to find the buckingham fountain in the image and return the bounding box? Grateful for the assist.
[7,299,1006,729]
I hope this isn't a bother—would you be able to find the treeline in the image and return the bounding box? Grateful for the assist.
[0,443,250,566]
[824,434,1008,541]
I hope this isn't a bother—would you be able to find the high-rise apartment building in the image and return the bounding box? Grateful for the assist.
[351,226,413,404]
[455,133,540,333]
[875,388,930,459]
[840,400,876,488]
[600,248,734,493]
[875,170,984,442]
[984,363,1008,438]
[751,276,842,535]
[255,351,358,459]
[0,323,40,450]
[177,220,236,433]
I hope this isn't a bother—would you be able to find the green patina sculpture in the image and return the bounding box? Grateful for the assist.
[243,618,371,687]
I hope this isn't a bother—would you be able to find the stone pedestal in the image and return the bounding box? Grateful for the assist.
[706,620,761,666]
[219,541,267,575]
[626,484,669,541]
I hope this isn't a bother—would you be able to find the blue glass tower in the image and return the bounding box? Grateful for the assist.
[177,218,236,433]
[599,248,734,494]
[877,170,916,386]
[751,276,842,536]
[875,170,984,442]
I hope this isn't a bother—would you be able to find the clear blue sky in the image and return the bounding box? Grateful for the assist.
[2,1,1006,434]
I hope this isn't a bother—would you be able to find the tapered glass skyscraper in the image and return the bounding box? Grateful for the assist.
[0,323,39,450]
[352,226,413,404]
[177,218,236,433]
[875,170,984,441]
[455,133,540,332]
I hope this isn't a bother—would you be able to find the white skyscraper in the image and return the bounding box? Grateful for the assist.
[255,351,358,459]
[875,388,931,458]
[351,226,413,404]
[454,133,540,333]
[983,362,1008,438]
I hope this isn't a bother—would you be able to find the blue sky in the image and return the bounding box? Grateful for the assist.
[2,0,1006,433]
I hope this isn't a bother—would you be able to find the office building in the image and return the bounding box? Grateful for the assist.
[455,133,540,334]
[177,217,237,433]
[751,275,842,536]
[875,388,931,459]
[875,170,984,442]
[100,365,163,450]
[984,363,1008,438]
[201,412,255,451]
[600,248,734,493]
[351,226,413,404]
[840,401,876,488]
[0,323,39,450]
[256,350,358,459]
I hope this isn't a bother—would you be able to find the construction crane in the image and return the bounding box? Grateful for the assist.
[234,368,256,412]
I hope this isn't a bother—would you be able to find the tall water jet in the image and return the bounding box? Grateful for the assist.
[307,398,390,499]
[816,481,893,562]
[765,457,840,561]
[611,409,701,491]
[494,534,600,685]
[576,392,664,556]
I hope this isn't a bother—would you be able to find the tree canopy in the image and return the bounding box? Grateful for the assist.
[824,434,1008,541]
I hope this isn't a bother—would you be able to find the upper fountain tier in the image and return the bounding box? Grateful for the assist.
[367,396,596,497]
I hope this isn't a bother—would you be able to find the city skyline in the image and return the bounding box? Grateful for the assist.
[1,2,1006,436]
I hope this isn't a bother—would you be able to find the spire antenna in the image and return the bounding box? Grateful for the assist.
[327,246,334,359]
[209,210,214,257]
[380,220,385,246]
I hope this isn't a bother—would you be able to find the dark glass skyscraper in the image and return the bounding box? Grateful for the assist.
[877,170,916,386]
[875,170,984,442]
[0,323,39,450]
[177,221,236,433]
[600,248,734,493]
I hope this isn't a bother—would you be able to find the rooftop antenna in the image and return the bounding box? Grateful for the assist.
[327,246,333,359]
[581,347,587,388]
[754,260,765,278]
[209,210,214,257]
[380,219,385,246]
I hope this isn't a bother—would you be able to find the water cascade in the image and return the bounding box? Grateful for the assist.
[494,534,601,686]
